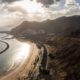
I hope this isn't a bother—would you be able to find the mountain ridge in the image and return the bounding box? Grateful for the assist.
[11,15,80,38]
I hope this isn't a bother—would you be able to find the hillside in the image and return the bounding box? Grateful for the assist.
[47,36,80,80]
[11,16,80,39]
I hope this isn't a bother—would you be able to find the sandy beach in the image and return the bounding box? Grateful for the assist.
[0,42,40,80]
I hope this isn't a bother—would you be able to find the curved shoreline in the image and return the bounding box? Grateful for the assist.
[0,42,34,80]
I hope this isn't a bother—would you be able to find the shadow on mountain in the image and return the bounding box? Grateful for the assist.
[11,15,80,41]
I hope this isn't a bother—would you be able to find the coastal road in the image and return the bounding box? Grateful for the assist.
[41,44,49,70]
[0,40,9,54]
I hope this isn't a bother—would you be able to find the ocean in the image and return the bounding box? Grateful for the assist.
[0,33,31,76]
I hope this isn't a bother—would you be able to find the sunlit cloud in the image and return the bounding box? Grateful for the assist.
[0,0,80,30]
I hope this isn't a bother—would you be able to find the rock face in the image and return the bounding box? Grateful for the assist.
[48,36,80,80]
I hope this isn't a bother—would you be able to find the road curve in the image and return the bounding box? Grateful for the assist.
[0,40,9,54]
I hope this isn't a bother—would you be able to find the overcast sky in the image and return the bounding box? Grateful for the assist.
[0,0,80,30]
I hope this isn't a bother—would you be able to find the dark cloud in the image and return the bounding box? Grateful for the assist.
[37,0,53,5]
[1,0,20,3]
[1,0,60,4]
[37,0,60,6]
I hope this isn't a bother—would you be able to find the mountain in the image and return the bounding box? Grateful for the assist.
[11,15,80,40]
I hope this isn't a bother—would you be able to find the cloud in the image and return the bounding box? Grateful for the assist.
[1,0,20,3]
[63,0,80,16]
[65,0,79,7]
[48,0,80,18]
[37,0,54,6]
[0,0,80,30]
[0,1,26,30]
[37,0,60,7]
